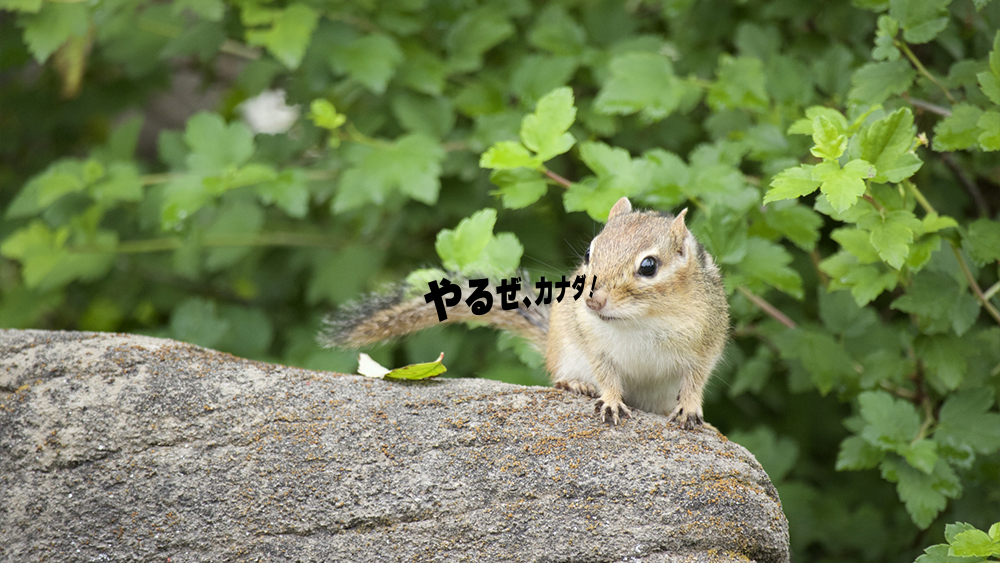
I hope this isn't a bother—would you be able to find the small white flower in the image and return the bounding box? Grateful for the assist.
[239,89,300,135]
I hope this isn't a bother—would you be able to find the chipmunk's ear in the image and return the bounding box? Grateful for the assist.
[669,208,689,235]
[608,197,632,218]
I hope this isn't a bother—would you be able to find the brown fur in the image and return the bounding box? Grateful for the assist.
[323,198,729,429]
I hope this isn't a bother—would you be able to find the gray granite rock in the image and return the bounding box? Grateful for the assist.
[0,329,789,562]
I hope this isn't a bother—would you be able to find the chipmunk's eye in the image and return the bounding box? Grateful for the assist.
[584,246,591,264]
[637,256,657,277]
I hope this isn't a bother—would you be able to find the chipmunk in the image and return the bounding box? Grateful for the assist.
[321,197,729,429]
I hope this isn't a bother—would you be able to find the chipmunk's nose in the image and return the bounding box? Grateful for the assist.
[586,295,606,311]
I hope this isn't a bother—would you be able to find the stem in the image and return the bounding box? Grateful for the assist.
[952,244,1000,325]
[736,286,797,329]
[863,193,885,214]
[896,41,956,104]
[903,96,952,117]
[914,397,935,442]
[984,281,1000,301]
[905,180,1000,325]
[542,168,573,189]
[71,232,341,254]
[903,179,937,215]
[137,19,259,61]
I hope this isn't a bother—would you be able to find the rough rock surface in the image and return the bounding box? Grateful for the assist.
[0,329,789,562]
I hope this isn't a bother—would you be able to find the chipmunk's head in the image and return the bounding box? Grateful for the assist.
[581,197,709,322]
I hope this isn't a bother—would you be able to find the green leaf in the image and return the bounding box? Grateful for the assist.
[837,435,885,471]
[848,60,917,105]
[511,55,579,104]
[737,237,803,298]
[173,0,225,21]
[397,45,447,96]
[563,178,628,222]
[788,106,849,136]
[490,169,548,209]
[900,439,939,474]
[964,218,1000,264]
[183,113,255,173]
[244,3,318,70]
[761,202,823,252]
[256,169,309,218]
[859,108,922,183]
[881,456,962,529]
[594,52,689,121]
[309,99,346,130]
[950,529,999,557]
[833,228,881,264]
[936,388,1000,456]
[890,0,950,44]
[858,390,921,450]
[917,335,968,391]
[335,134,445,212]
[774,328,856,393]
[872,15,901,61]
[445,6,514,72]
[329,34,404,94]
[729,346,772,397]
[869,211,917,270]
[977,110,1000,151]
[810,115,848,160]
[308,245,385,305]
[892,271,981,336]
[480,141,538,170]
[160,175,212,230]
[391,92,455,140]
[466,232,524,277]
[578,141,653,195]
[435,208,497,271]
[764,165,821,203]
[934,105,985,152]
[729,427,799,482]
[89,163,142,205]
[204,200,265,271]
[169,298,230,349]
[813,159,875,213]
[707,54,769,112]
[977,31,1000,105]
[216,305,273,359]
[0,221,115,291]
[691,210,748,265]
[358,352,447,380]
[520,86,577,162]
[528,4,586,55]
[16,2,89,63]
[1,0,42,13]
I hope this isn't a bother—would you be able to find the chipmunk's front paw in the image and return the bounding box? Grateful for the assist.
[668,404,704,430]
[554,378,599,397]
[594,397,632,426]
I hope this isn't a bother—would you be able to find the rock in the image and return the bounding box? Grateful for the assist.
[0,329,789,562]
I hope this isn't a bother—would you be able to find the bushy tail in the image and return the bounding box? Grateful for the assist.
[319,275,549,352]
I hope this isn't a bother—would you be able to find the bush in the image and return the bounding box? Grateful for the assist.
[1,1,998,561]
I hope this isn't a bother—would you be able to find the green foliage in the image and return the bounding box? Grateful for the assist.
[915,521,1000,562]
[2,1,999,562]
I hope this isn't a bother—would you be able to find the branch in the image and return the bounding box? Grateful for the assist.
[896,41,956,104]
[903,95,952,117]
[736,286,797,329]
[543,168,573,189]
[904,181,1000,326]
